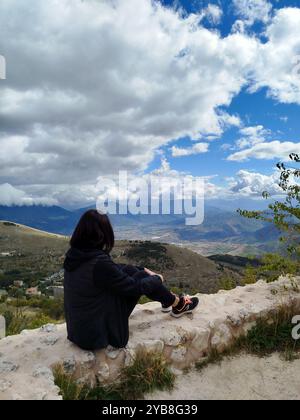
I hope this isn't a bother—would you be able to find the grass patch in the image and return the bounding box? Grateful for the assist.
[117,349,175,400]
[196,307,300,371]
[2,308,58,336]
[125,242,175,270]
[53,349,175,400]
[218,275,237,291]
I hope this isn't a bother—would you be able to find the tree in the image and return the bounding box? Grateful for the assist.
[238,153,300,257]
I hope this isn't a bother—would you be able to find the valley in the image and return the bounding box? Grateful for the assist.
[0,203,280,258]
[0,221,256,297]
[0,220,263,336]
[0,204,270,337]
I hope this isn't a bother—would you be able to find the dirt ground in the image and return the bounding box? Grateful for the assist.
[146,353,300,400]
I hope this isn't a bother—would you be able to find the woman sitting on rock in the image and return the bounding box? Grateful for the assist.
[64,209,199,351]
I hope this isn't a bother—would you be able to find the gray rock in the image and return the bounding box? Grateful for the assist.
[81,351,95,364]
[0,276,299,400]
[97,363,110,380]
[20,329,32,336]
[0,316,5,340]
[33,366,53,380]
[124,348,135,367]
[40,335,59,346]
[63,356,76,373]
[137,321,152,331]
[191,328,210,351]
[0,360,19,373]
[227,315,242,327]
[137,340,164,353]
[211,324,232,351]
[105,346,121,360]
[40,324,58,333]
[171,347,187,363]
[0,379,12,392]
[162,330,182,346]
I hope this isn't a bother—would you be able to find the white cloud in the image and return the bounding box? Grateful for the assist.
[250,7,300,104]
[171,142,209,157]
[0,0,255,190]
[0,184,57,206]
[236,125,270,149]
[280,116,289,123]
[228,140,300,162]
[220,143,232,151]
[202,4,223,25]
[229,169,282,197]
[0,1,300,205]
[232,0,273,26]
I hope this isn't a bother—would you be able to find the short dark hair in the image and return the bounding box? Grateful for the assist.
[70,210,115,253]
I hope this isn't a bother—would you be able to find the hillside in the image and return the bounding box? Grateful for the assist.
[0,222,68,291]
[0,222,247,294]
[0,204,280,256]
[112,240,244,293]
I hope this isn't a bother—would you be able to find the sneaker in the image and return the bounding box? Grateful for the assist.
[171,295,199,318]
[161,303,172,313]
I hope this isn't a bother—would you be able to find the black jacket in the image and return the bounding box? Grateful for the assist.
[63,248,162,350]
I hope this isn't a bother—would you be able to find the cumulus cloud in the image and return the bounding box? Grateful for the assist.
[0,0,300,205]
[232,0,272,26]
[229,169,282,197]
[0,0,255,189]
[228,141,300,162]
[250,7,300,104]
[235,125,270,149]
[171,142,209,157]
[94,158,218,210]
[202,4,223,25]
[0,183,57,206]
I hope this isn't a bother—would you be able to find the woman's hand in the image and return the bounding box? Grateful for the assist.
[144,267,164,282]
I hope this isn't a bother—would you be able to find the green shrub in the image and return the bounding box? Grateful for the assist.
[53,365,89,401]
[243,253,300,285]
[4,309,28,336]
[26,314,54,330]
[238,308,300,357]
[196,306,300,371]
[41,298,64,320]
[126,242,175,270]
[117,349,175,400]
[138,295,152,304]
[239,154,300,258]
[3,310,14,329]
[219,276,237,291]
[54,350,175,400]
[10,296,64,320]
[1,308,57,336]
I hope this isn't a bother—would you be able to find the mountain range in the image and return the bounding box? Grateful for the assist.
[0,221,259,294]
[0,204,280,256]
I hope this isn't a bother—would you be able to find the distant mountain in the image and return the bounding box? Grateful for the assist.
[0,205,74,234]
[0,203,280,255]
[0,221,247,294]
[173,206,266,242]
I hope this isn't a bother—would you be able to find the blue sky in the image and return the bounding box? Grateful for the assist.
[0,0,300,208]
[150,0,300,184]
[152,86,300,180]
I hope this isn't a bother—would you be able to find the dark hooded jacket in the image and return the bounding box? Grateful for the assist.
[63,248,162,350]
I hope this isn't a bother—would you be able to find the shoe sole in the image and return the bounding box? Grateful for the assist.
[161,307,172,313]
[171,309,195,318]
[170,301,199,318]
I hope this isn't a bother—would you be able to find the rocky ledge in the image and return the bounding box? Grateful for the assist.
[1,276,300,400]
